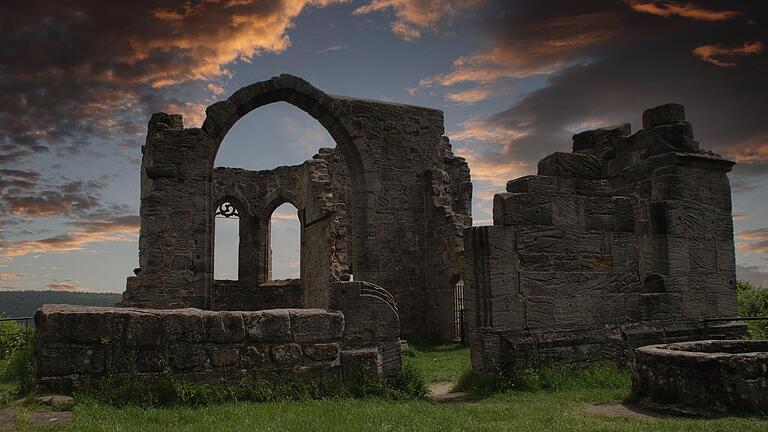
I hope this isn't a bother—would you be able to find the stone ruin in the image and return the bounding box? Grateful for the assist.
[34,75,745,390]
[465,103,743,373]
[35,74,470,389]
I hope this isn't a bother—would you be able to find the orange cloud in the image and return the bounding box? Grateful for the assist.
[0,272,25,284]
[46,280,87,292]
[726,135,768,164]
[451,117,530,145]
[420,12,619,88]
[0,215,139,258]
[625,1,742,21]
[693,41,764,67]
[354,0,485,41]
[456,146,530,190]
[446,88,492,104]
[207,83,226,95]
[128,0,347,88]
[163,101,208,128]
[736,227,768,255]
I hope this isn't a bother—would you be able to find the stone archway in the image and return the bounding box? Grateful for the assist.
[201,75,369,307]
[123,74,471,339]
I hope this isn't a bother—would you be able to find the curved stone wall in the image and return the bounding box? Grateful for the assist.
[631,340,768,416]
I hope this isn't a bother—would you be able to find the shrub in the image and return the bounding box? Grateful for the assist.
[77,360,428,408]
[736,279,768,339]
[0,318,35,397]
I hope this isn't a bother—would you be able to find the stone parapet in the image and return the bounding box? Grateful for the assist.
[34,304,390,392]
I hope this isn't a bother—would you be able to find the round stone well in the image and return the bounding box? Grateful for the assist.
[631,340,768,416]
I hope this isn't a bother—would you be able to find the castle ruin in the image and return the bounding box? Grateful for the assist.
[34,76,742,387]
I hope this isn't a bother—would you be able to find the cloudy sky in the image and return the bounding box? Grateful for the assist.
[1,0,767,293]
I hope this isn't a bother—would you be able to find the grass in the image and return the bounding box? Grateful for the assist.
[403,343,470,384]
[6,343,768,431]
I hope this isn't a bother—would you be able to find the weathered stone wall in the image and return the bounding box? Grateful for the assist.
[36,281,401,391]
[121,75,471,339]
[35,305,345,392]
[465,104,742,372]
[211,279,303,311]
[631,340,768,416]
[210,156,344,309]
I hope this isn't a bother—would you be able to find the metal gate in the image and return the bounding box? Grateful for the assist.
[453,280,465,343]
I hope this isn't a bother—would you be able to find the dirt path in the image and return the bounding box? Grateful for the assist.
[428,382,469,403]
[583,403,663,420]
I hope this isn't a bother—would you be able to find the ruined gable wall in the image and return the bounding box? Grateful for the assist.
[465,104,742,372]
[122,75,471,339]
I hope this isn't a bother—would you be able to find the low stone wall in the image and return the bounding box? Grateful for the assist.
[470,320,744,373]
[35,306,346,392]
[36,280,401,393]
[631,340,768,416]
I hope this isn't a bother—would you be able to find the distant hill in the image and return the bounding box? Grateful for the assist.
[0,291,122,318]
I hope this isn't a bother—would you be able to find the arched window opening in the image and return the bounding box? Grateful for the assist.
[214,201,240,280]
[214,102,336,171]
[270,203,301,280]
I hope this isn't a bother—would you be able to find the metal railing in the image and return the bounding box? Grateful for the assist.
[702,316,768,323]
[0,316,33,360]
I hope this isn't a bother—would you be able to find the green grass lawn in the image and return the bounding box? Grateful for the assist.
[7,344,768,431]
[404,343,470,384]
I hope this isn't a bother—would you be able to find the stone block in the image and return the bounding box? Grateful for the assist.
[271,343,303,366]
[207,312,245,343]
[289,309,344,343]
[116,312,162,348]
[572,123,631,153]
[341,348,382,378]
[537,152,601,179]
[35,305,114,345]
[517,227,566,254]
[303,343,340,362]
[137,351,168,373]
[493,193,551,226]
[37,346,106,377]
[210,348,240,368]
[245,310,291,342]
[518,254,553,272]
[171,345,208,371]
[163,310,206,343]
[642,103,685,129]
[243,345,269,367]
[551,196,583,227]
[553,254,580,272]
[525,296,554,328]
[489,294,525,329]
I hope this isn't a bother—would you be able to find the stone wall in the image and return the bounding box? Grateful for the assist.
[120,74,471,339]
[211,279,303,311]
[210,156,344,309]
[465,104,743,373]
[36,282,401,391]
[631,340,768,416]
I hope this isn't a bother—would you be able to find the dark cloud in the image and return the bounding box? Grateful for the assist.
[446,0,768,179]
[0,0,345,165]
[0,171,130,219]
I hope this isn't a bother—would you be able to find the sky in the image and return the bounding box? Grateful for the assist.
[0,0,767,293]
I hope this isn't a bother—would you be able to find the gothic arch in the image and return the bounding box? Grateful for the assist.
[202,75,367,287]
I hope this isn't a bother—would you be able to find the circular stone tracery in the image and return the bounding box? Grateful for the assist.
[631,340,768,416]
